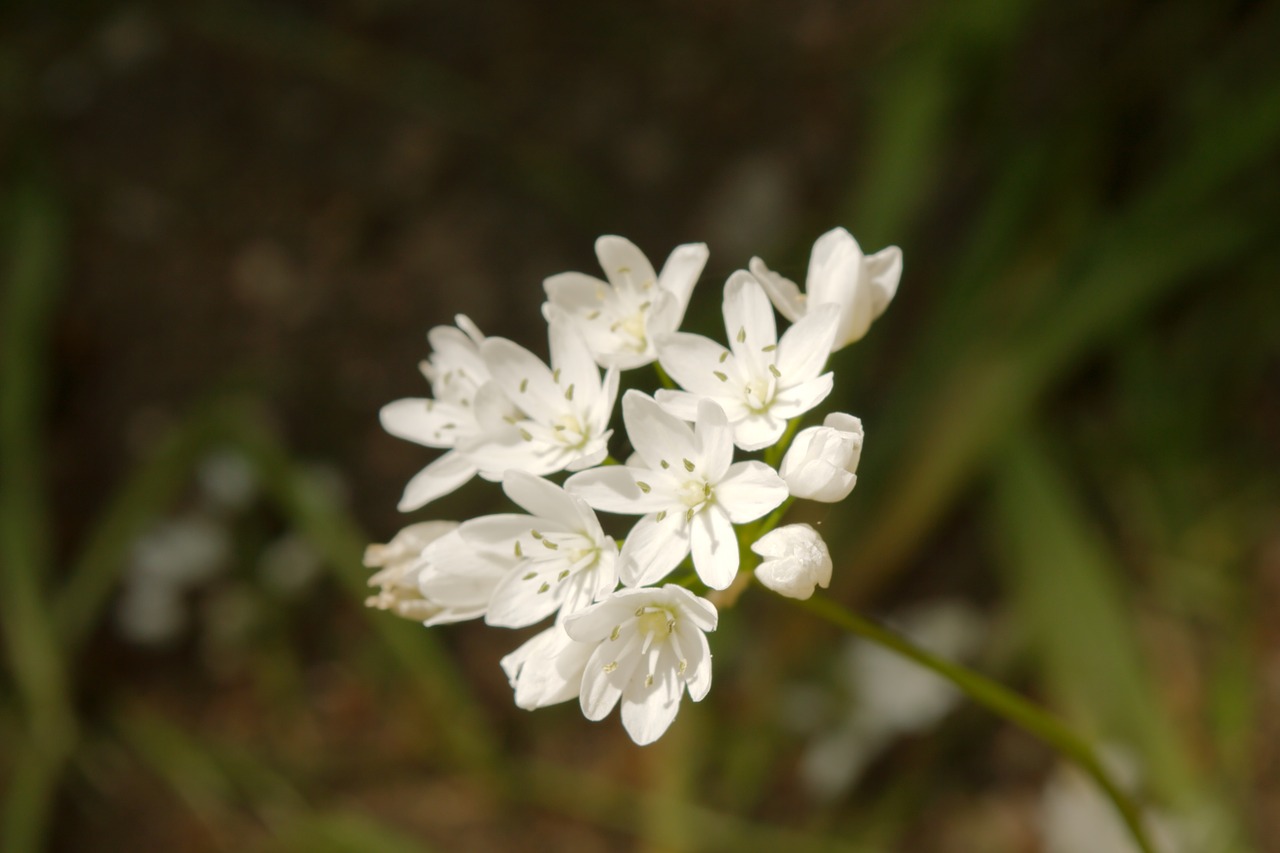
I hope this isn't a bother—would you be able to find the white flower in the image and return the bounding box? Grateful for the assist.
[566,392,788,590]
[500,623,595,710]
[364,520,457,621]
[654,272,839,451]
[379,315,522,511]
[565,585,717,745]
[543,236,709,370]
[477,318,620,477]
[750,227,901,351]
[751,524,832,600]
[415,527,518,626]
[778,412,864,502]
[459,470,619,628]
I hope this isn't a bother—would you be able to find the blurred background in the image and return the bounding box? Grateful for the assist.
[2,1,1279,850]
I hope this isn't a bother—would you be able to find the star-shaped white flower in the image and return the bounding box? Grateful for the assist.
[750,227,901,352]
[478,319,620,477]
[654,272,839,451]
[543,236,709,370]
[379,315,522,511]
[459,471,619,628]
[565,584,716,745]
[566,391,788,590]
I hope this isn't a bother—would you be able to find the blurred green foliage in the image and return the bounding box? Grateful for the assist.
[2,0,1279,850]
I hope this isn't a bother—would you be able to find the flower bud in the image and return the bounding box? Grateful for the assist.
[779,413,863,502]
[751,524,833,600]
[364,520,457,620]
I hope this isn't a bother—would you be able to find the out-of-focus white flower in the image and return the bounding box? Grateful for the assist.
[655,272,838,451]
[779,412,863,503]
[567,392,787,590]
[1041,753,1193,853]
[543,235,709,370]
[478,319,619,477]
[794,601,985,798]
[565,585,717,745]
[751,523,832,599]
[116,514,232,645]
[364,520,457,621]
[750,227,901,351]
[460,471,618,628]
[379,315,521,511]
[415,527,519,626]
[501,623,595,710]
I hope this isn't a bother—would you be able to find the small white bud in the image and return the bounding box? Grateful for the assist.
[779,412,863,503]
[751,524,833,600]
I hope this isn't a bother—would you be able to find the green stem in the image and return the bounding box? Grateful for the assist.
[764,417,801,469]
[790,593,1158,853]
[654,362,677,390]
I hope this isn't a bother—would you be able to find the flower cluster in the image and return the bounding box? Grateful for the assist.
[367,228,900,744]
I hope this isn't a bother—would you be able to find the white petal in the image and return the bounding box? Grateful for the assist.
[748,257,804,324]
[620,654,682,745]
[564,588,644,642]
[459,513,537,549]
[549,317,601,401]
[544,271,607,311]
[425,325,489,384]
[501,625,590,710]
[806,228,861,306]
[656,331,732,397]
[455,314,486,345]
[398,451,478,511]
[502,471,582,531]
[595,236,658,296]
[690,506,738,590]
[481,337,561,424]
[565,466,669,514]
[731,411,788,452]
[662,585,719,632]
[621,390,698,471]
[676,620,713,701]
[771,373,834,421]
[380,398,470,449]
[590,367,620,430]
[642,292,682,344]
[715,461,788,523]
[776,303,839,381]
[865,245,902,320]
[579,632,641,720]
[694,399,734,482]
[484,564,566,628]
[652,389,703,422]
[618,514,691,587]
[657,242,709,317]
[723,272,777,374]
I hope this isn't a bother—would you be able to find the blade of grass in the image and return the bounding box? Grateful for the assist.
[988,429,1196,803]
[845,42,1280,599]
[219,407,501,776]
[0,177,77,853]
[791,593,1159,853]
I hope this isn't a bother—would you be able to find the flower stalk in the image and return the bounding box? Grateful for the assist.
[789,592,1158,853]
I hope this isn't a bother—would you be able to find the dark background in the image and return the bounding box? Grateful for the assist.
[2,1,1279,850]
